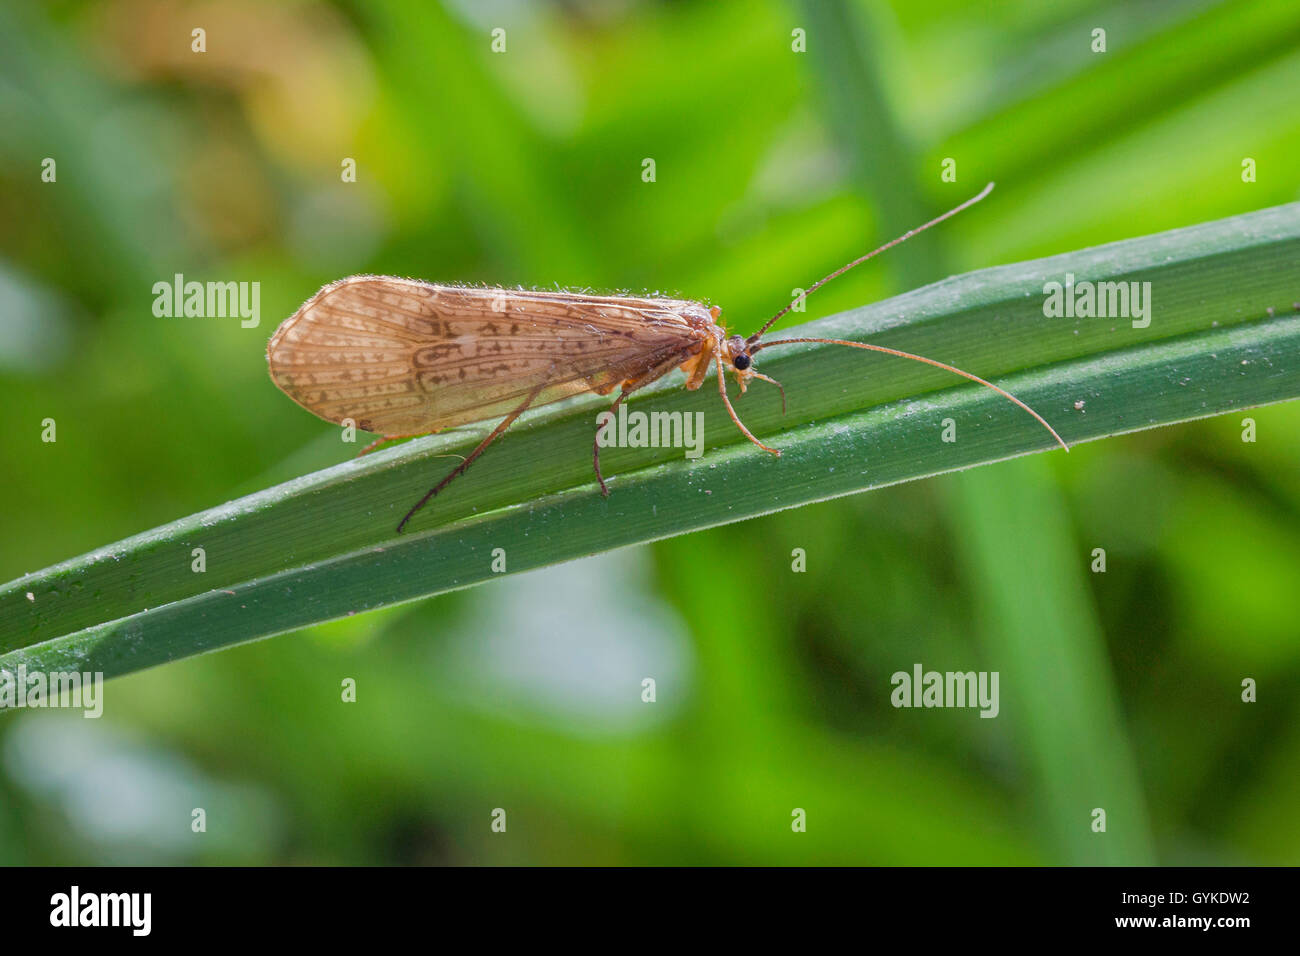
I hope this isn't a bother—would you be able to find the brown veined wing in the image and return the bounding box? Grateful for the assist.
[266,276,712,436]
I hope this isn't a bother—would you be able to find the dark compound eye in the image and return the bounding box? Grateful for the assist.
[733,352,752,370]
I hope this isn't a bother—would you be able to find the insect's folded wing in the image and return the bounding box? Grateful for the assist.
[267,277,699,436]
[267,277,445,434]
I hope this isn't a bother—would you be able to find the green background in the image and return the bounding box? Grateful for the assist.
[1,0,1297,864]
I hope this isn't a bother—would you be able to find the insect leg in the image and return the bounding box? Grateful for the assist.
[396,386,544,534]
[590,353,692,496]
[357,428,459,458]
[750,372,786,414]
[716,354,780,456]
[593,386,634,497]
[356,435,391,457]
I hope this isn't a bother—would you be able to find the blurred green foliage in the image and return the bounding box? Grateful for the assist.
[1,0,1297,864]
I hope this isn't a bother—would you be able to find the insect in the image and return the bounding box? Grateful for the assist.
[267,182,1066,533]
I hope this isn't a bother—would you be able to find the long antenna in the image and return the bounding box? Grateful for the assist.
[748,182,995,344]
[750,335,1069,451]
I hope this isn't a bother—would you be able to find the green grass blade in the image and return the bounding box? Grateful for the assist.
[3,201,1299,683]
[796,0,1160,866]
[945,459,1158,865]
